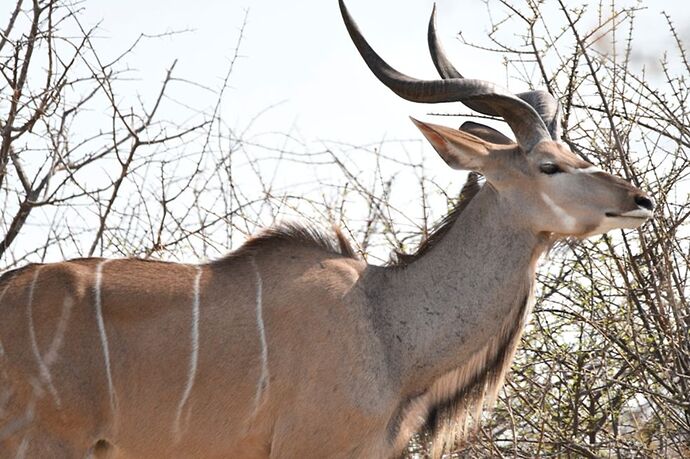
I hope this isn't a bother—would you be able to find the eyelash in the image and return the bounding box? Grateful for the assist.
[540,163,563,175]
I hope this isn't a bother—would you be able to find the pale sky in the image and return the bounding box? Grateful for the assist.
[79,0,689,149]
[82,0,499,148]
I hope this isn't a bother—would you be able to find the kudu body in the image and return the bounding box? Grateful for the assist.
[0,2,654,458]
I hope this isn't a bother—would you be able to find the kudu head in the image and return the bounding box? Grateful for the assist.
[340,0,654,238]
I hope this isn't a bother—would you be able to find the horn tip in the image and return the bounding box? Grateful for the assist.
[430,3,438,25]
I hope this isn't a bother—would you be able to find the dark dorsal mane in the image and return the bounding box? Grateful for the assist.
[220,222,358,262]
[391,172,482,267]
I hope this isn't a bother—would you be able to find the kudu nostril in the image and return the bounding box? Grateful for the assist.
[635,195,655,211]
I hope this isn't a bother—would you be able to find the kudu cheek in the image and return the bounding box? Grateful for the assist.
[539,193,579,233]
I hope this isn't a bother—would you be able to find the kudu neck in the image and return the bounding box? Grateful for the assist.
[371,184,549,394]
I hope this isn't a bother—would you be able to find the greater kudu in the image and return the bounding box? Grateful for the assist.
[0,2,655,458]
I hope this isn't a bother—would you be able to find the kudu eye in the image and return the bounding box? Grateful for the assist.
[539,163,562,175]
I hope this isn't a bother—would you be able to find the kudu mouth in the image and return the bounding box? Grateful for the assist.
[604,203,654,228]
[605,209,654,220]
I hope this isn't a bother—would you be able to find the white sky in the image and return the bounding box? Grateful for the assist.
[82,0,495,149]
[80,0,689,149]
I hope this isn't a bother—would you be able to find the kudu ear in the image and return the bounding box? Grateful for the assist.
[459,121,515,146]
[411,117,493,171]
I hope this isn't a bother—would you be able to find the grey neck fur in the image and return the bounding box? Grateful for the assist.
[365,183,550,452]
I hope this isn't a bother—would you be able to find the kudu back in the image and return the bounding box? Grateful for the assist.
[0,2,654,458]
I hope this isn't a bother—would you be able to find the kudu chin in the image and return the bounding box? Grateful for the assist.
[0,2,653,458]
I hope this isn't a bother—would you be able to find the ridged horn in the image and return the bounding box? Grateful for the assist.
[340,0,551,152]
[427,4,562,141]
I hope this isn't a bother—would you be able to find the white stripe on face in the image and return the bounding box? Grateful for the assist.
[570,165,603,174]
[541,192,577,232]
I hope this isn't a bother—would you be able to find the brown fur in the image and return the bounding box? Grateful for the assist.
[422,289,533,453]
[0,225,378,458]
[392,173,482,267]
[386,241,545,457]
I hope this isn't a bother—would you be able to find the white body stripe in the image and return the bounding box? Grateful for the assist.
[250,257,269,413]
[0,283,10,357]
[0,282,10,304]
[173,265,203,440]
[94,260,117,417]
[26,267,61,407]
[44,296,74,367]
[15,434,29,459]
